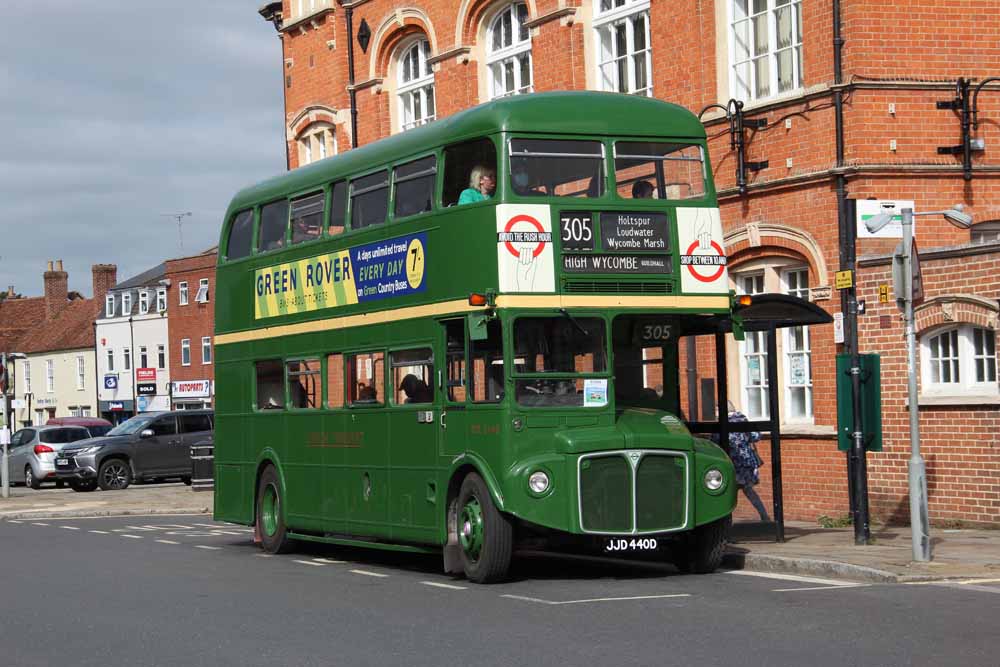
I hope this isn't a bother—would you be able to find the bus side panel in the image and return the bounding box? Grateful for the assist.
[214,357,253,525]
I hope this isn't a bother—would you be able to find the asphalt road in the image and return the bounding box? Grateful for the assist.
[1,515,997,667]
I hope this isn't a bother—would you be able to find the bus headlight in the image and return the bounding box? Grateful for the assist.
[704,468,725,492]
[528,471,550,495]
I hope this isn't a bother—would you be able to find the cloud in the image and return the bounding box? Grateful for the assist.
[0,1,286,295]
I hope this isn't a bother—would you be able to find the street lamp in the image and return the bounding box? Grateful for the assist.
[865,204,972,562]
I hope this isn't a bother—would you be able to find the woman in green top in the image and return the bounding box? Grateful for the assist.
[458,165,496,204]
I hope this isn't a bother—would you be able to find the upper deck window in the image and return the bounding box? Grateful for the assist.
[328,180,347,236]
[443,138,498,207]
[258,200,290,252]
[350,170,389,230]
[509,139,605,198]
[226,210,254,261]
[614,141,705,200]
[393,156,436,219]
[290,192,324,245]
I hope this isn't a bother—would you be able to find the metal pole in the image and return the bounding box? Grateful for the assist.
[902,208,931,561]
[766,325,784,542]
[715,330,729,455]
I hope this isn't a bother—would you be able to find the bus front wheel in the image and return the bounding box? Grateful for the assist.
[456,473,512,584]
[256,465,295,554]
[673,515,731,574]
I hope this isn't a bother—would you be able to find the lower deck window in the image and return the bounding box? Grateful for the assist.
[348,351,385,405]
[391,348,434,404]
[256,360,284,410]
[287,359,320,409]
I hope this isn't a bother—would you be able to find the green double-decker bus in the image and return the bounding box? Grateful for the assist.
[213,92,737,582]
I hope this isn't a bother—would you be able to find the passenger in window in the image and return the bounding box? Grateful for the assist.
[458,165,496,205]
[357,383,377,402]
[399,374,432,403]
[632,180,655,199]
[512,164,545,196]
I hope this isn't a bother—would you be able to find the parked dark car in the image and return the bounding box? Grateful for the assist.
[46,416,114,438]
[54,410,213,491]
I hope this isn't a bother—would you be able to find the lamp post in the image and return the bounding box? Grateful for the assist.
[865,204,972,562]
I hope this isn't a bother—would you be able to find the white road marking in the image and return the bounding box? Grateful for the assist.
[89,530,110,535]
[312,558,345,564]
[501,594,690,606]
[193,523,219,528]
[111,528,127,532]
[350,569,389,578]
[727,570,858,587]
[121,534,143,539]
[60,526,80,530]
[156,539,180,545]
[195,545,221,551]
[32,522,50,526]
[293,560,326,567]
[906,577,1000,586]
[254,553,273,558]
[8,520,22,524]
[772,584,869,592]
[125,526,156,531]
[420,581,468,591]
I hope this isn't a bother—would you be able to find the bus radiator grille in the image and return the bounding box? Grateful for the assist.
[562,281,675,294]
[578,452,687,534]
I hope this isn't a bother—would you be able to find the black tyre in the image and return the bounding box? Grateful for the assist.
[256,465,295,554]
[25,466,42,490]
[56,480,65,489]
[673,516,731,574]
[456,472,513,584]
[181,476,192,486]
[97,458,132,491]
[70,480,98,493]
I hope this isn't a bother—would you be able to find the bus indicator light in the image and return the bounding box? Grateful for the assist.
[468,293,488,306]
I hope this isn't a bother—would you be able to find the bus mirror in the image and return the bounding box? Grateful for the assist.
[468,313,489,341]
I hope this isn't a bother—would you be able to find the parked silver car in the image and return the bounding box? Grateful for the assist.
[6,426,93,489]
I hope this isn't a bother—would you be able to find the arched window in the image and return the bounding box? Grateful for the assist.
[486,3,532,99]
[297,124,336,167]
[594,0,652,96]
[398,39,436,131]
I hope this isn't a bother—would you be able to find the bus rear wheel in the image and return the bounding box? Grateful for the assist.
[457,472,512,584]
[673,515,731,574]
[256,465,295,554]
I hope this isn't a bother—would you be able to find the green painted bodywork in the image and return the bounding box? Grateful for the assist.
[213,92,736,552]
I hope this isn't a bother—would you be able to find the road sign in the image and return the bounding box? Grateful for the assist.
[878,284,890,303]
[835,269,854,289]
[892,239,923,310]
[910,239,924,306]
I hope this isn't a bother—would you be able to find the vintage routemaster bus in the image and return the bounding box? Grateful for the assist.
[213,92,738,583]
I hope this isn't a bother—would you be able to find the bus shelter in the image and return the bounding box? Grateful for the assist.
[680,294,833,542]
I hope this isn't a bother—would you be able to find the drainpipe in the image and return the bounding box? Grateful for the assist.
[342,1,359,148]
[833,0,871,546]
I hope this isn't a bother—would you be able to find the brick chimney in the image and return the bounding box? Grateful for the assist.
[91,264,118,312]
[43,259,69,320]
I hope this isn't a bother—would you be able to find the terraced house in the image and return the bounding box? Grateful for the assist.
[254,0,1000,526]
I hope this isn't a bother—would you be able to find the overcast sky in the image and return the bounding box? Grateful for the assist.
[1,1,285,297]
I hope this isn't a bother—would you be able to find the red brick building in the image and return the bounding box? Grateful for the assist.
[257,0,1000,526]
[164,249,217,410]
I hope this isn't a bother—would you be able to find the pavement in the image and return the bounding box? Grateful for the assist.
[1,483,997,584]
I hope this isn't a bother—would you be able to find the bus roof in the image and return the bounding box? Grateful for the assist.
[227,91,706,212]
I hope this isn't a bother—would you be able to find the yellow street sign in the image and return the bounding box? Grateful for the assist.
[878,284,890,303]
[835,270,854,289]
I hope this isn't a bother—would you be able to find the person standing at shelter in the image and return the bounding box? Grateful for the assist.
[720,407,771,522]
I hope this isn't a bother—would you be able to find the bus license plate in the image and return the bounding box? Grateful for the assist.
[56,458,69,466]
[605,537,658,552]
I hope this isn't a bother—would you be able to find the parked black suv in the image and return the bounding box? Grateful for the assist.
[55,410,213,491]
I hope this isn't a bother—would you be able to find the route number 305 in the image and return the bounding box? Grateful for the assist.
[560,213,594,250]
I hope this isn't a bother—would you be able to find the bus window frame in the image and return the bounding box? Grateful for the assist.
[286,357,322,410]
[253,358,287,413]
[288,190,326,247]
[349,168,391,232]
[391,153,439,222]
[611,140,710,203]
[256,198,292,254]
[222,208,256,263]
[327,179,348,237]
[388,345,435,406]
[440,135,501,209]
[345,348,387,408]
[505,134,609,201]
